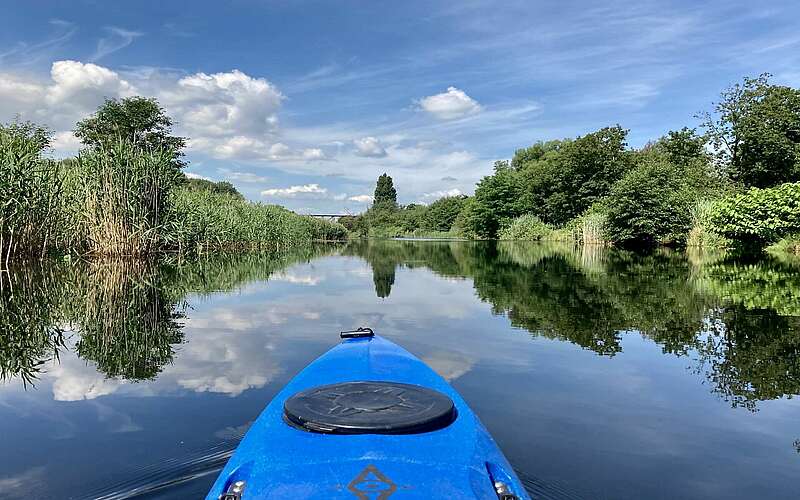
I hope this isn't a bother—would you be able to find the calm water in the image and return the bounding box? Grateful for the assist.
[1,241,799,499]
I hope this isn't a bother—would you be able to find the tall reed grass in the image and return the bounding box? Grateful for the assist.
[77,139,183,256]
[0,122,63,265]
[1,121,346,261]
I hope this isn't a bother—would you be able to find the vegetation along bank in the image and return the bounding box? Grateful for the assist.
[344,74,800,256]
[0,97,346,262]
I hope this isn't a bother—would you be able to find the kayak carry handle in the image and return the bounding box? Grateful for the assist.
[340,327,374,339]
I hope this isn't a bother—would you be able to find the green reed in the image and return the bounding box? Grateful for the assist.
[167,188,347,254]
[0,123,64,265]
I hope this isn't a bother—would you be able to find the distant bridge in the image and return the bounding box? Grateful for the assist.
[308,213,351,221]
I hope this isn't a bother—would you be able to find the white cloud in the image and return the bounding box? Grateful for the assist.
[185,171,212,181]
[261,183,328,198]
[418,86,481,120]
[421,188,463,200]
[348,194,374,203]
[353,136,387,157]
[166,69,284,139]
[301,148,327,161]
[50,131,82,155]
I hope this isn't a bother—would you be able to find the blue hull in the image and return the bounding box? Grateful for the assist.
[206,334,530,499]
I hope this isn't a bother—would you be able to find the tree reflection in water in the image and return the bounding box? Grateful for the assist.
[347,239,800,411]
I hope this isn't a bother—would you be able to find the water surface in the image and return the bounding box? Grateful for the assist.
[1,241,799,499]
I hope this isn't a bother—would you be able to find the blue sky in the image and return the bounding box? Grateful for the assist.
[2,0,799,213]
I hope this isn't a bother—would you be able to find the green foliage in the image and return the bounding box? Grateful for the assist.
[498,214,553,240]
[75,96,186,166]
[168,188,346,253]
[767,234,800,257]
[701,74,800,188]
[373,173,397,207]
[470,161,525,238]
[425,195,467,232]
[706,182,800,244]
[643,127,709,167]
[182,175,245,200]
[686,199,733,249]
[76,139,183,256]
[0,121,63,261]
[518,126,635,226]
[605,160,696,246]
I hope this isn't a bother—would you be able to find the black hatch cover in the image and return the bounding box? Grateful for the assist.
[283,381,457,434]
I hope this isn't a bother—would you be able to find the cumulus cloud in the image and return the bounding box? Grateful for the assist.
[353,136,387,158]
[422,188,463,200]
[165,69,283,139]
[348,194,374,203]
[185,171,212,181]
[261,183,328,198]
[418,86,481,120]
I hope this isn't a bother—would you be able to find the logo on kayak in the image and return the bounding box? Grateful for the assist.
[347,464,397,499]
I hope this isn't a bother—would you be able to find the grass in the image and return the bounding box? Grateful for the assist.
[0,122,64,264]
[0,125,346,262]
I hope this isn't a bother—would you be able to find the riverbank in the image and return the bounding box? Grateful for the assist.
[0,123,346,262]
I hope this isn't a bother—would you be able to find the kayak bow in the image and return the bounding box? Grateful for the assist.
[206,329,529,499]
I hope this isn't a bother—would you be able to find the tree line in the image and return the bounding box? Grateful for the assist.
[346,74,800,253]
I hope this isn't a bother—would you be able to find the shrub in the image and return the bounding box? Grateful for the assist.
[498,214,553,240]
[706,182,800,244]
[605,160,694,246]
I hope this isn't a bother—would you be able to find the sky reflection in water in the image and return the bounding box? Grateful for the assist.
[0,241,799,499]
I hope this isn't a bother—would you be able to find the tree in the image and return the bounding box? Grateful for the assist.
[651,127,708,167]
[605,159,695,246]
[373,173,397,206]
[700,74,800,187]
[424,195,468,232]
[183,175,244,200]
[515,127,634,226]
[470,161,525,238]
[75,97,186,166]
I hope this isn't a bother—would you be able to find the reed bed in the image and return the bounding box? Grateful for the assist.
[77,140,182,256]
[0,123,346,261]
[168,188,347,255]
[0,123,64,264]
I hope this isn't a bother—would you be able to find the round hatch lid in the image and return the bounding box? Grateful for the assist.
[283,381,457,434]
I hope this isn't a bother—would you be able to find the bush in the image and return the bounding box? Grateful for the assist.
[605,160,694,246]
[706,182,800,244]
[498,214,553,240]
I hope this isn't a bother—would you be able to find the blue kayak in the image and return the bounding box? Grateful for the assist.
[206,329,530,499]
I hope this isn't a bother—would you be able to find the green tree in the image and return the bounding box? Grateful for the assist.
[515,127,634,226]
[373,173,398,207]
[650,127,708,167]
[605,159,695,246]
[424,195,467,232]
[471,161,525,238]
[75,96,187,166]
[183,175,244,200]
[700,74,800,187]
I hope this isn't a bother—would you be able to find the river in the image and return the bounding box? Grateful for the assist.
[1,240,798,499]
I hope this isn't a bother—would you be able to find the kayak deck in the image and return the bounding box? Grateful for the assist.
[206,333,529,499]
